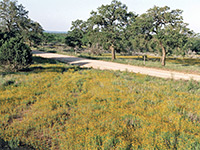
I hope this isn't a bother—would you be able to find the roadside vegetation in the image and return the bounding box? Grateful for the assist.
[79,54,200,74]
[0,57,200,149]
[36,44,200,75]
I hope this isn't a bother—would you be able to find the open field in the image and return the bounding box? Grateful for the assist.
[0,56,200,149]
[37,46,200,75]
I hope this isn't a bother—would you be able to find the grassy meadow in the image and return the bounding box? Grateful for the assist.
[0,56,200,149]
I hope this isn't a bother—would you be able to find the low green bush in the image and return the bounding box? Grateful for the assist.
[0,32,32,72]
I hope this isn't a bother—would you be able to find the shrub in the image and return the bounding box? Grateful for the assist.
[0,32,32,72]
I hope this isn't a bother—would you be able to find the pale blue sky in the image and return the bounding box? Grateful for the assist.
[17,0,200,33]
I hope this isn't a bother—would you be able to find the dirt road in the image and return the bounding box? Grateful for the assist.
[33,50,200,81]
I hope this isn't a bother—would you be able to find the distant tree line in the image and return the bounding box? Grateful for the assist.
[65,0,200,66]
[43,32,66,45]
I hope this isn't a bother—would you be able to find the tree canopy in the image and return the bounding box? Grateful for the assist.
[0,0,43,46]
[0,0,28,32]
[131,6,193,65]
[88,0,136,60]
[66,0,136,59]
[66,2,195,66]
[65,19,86,49]
[0,0,43,71]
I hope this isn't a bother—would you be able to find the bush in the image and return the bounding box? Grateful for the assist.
[0,32,32,72]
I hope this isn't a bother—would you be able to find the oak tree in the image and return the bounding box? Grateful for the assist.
[65,19,87,52]
[88,0,136,60]
[0,0,43,71]
[0,0,43,45]
[131,6,192,66]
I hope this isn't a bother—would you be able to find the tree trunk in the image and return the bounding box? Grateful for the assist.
[74,47,77,55]
[160,41,166,66]
[110,44,116,61]
[29,41,32,47]
[143,55,146,65]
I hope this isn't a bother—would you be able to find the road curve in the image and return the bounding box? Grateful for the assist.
[33,50,200,81]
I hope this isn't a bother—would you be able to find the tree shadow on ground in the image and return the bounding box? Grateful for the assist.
[32,56,60,64]
[168,58,200,66]
[46,50,57,53]
[78,55,111,61]
[63,49,74,53]
[32,50,46,55]
[117,57,160,62]
[27,65,90,74]
[0,57,90,76]
[0,65,90,76]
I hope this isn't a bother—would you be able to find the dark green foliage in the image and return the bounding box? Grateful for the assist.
[43,32,66,45]
[0,32,32,72]
[130,6,193,66]
[24,21,44,47]
[0,137,34,150]
[0,0,43,72]
[65,30,83,48]
[0,0,28,32]
[190,36,200,53]
[88,0,136,60]
[66,1,195,62]
[66,1,136,59]
[0,0,43,46]
[65,19,86,49]
[43,33,56,44]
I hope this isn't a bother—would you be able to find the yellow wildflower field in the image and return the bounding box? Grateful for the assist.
[0,57,200,149]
